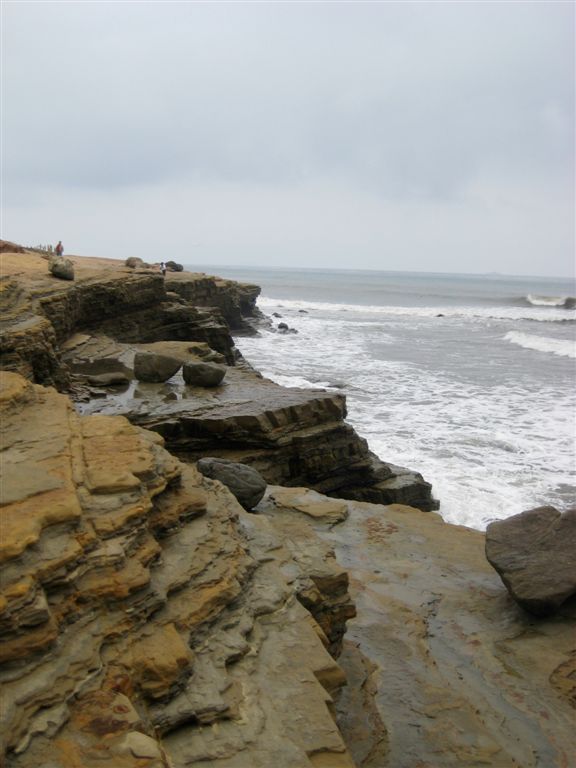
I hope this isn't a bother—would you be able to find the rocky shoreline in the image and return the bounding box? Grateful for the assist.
[1,245,574,768]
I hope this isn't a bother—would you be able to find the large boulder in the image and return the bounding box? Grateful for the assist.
[166,260,184,272]
[125,256,145,268]
[197,457,267,511]
[133,352,182,383]
[49,256,74,280]
[182,361,226,387]
[485,506,576,616]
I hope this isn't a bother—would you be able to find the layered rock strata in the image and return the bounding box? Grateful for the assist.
[1,249,437,511]
[75,345,437,511]
[165,271,261,331]
[0,372,356,768]
[0,251,259,386]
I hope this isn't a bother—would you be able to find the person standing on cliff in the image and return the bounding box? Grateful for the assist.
[160,261,166,277]
[55,241,64,257]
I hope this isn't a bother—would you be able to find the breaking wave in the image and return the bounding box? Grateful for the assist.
[526,294,575,308]
[504,331,576,358]
[259,296,575,323]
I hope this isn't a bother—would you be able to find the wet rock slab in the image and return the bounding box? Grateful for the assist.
[257,487,576,768]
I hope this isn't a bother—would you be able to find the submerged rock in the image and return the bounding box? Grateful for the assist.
[277,322,298,334]
[197,457,267,510]
[485,505,576,616]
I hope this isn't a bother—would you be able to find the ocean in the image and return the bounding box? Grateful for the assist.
[190,265,576,530]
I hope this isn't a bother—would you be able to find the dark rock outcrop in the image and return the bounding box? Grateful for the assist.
[166,272,261,331]
[197,457,267,510]
[94,363,438,512]
[485,506,576,616]
[277,322,298,334]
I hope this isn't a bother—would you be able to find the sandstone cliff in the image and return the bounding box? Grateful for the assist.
[0,372,356,768]
[0,251,260,386]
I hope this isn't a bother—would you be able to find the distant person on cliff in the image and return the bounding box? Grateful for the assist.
[160,261,166,277]
[55,241,64,257]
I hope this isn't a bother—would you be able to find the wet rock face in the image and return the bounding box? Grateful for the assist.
[485,506,576,616]
[0,372,356,768]
[197,457,267,510]
[260,486,576,768]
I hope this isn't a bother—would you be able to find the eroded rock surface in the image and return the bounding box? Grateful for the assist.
[0,372,356,768]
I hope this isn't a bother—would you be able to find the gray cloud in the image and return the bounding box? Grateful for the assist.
[2,1,574,276]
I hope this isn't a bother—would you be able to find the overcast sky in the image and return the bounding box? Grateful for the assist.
[1,1,574,277]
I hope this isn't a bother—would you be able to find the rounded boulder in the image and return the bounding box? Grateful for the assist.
[125,257,145,268]
[197,458,267,511]
[49,256,75,280]
[182,362,226,388]
[133,352,182,383]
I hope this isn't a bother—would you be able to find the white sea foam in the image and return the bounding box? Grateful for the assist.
[258,296,574,323]
[527,293,574,307]
[504,331,576,358]
[238,300,576,530]
[264,373,333,390]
